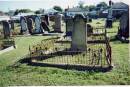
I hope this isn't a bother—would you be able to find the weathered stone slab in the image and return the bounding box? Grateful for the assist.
[27,18,34,34]
[71,14,87,51]
[65,16,74,36]
[34,16,43,34]
[54,13,62,32]
[2,21,11,39]
[20,16,29,35]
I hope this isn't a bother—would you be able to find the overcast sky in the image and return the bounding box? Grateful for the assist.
[0,0,129,12]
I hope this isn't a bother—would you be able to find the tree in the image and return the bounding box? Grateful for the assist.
[53,6,63,12]
[14,9,32,15]
[78,0,85,9]
[84,5,89,11]
[0,11,4,15]
[89,5,96,11]
[96,2,108,11]
[35,10,40,14]
[14,9,19,15]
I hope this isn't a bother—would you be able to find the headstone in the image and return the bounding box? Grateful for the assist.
[10,20,15,30]
[65,16,73,36]
[20,16,29,35]
[54,13,62,32]
[87,24,93,36]
[119,12,129,38]
[2,21,11,39]
[71,14,87,51]
[41,20,50,32]
[45,15,49,26]
[27,18,34,34]
[34,16,43,33]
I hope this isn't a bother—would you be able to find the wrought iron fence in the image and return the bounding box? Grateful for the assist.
[28,29,112,71]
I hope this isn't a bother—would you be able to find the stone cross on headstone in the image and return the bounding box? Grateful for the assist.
[20,16,29,35]
[34,16,43,33]
[2,20,12,39]
[54,13,62,32]
[106,0,113,28]
[71,14,87,51]
[27,18,34,34]
[65,16,74,36]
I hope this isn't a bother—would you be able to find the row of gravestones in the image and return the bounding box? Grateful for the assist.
[20,13,62,35]
[2,13,62,39]
[30,14,89,53]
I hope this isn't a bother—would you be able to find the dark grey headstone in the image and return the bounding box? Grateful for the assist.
[54,14,62,32]
[27,18,34,34]
[65,16,73,36]
[2,21,11,39]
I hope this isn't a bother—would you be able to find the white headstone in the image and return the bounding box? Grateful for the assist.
[20,17,29,34]
[35,16,43,33]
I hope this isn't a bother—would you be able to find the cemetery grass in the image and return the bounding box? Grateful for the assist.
[0,19,130,86]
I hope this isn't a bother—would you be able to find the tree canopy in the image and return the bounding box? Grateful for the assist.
[14,9,32,15]
[53,6,63,12]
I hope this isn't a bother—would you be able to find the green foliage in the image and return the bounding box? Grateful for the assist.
[78,1,85,9]
[35,10,41,14]
[53,6,63,12]
[96,2,108,10]
[14,9,32,15]
[89,5,96,11]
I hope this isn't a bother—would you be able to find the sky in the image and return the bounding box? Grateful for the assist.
[0,0,129,12]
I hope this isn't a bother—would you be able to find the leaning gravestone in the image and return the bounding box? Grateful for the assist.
[54,13,62,32]
[2,21,11,39]
[65,16,74,36]
[71,14,87,51]
[34,16,43,34]
[20,16,29,35]
[27,18,34,34]
[45,15,49,26]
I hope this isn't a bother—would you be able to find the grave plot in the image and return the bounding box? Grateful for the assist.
[28,15,112,71]
[0,21,16,54]
[28,32,112,70]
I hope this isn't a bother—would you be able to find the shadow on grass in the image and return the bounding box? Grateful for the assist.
[13,56,113,73]
[110,36,129,43]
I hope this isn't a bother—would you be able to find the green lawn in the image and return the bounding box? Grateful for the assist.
[0,19,130,86]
